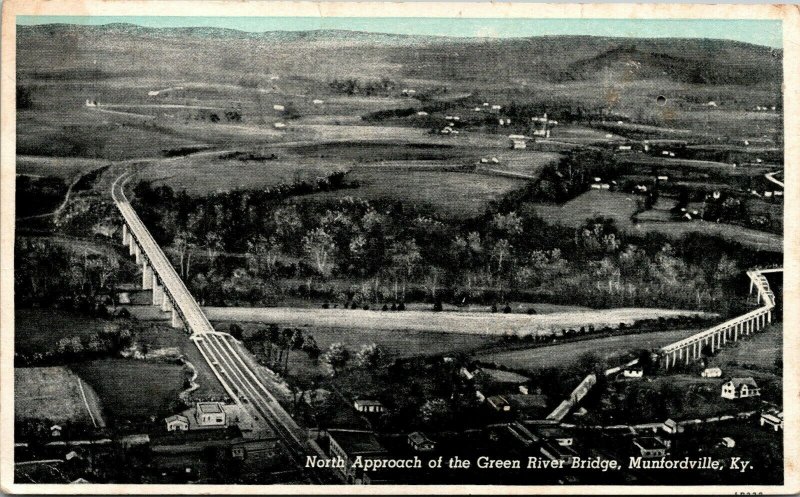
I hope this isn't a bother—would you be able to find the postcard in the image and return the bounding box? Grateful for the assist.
[1,1,797,494]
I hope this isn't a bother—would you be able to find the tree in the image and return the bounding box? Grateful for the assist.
[302,228,336,276]
[418,399,452,428]
[355,343,384,369]
[229,323,244,340]
[321,342,350,377]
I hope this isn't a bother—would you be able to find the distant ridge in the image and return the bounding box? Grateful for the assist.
[16,22,784,52]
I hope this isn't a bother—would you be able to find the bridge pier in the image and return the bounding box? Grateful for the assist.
[122,224,130,245]
[134,243,143,265]
[171,309,184,329]
[152,275,164,306]
[161,292,172,312]
[142,263,153,290]
[128,237,136,256]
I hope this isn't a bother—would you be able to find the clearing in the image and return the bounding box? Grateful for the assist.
[196,306,709,336]
[71,358,186,423]
[475,328,701,370]
[15,367,106,427]
[306,169,525,219]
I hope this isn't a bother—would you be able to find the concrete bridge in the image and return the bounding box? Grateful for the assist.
[112,171,333,482]
[114,172,211,333]
[659,267,781,370]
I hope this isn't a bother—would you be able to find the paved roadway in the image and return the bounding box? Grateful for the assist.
[112,172,335,483]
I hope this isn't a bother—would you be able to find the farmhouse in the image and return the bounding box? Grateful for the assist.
[273,104,285,111]
[407,432,436,452]
[721,377,760,399]
[632,437,669,459]
[720,437,736,448]
[165,414,190,432]
[509,135,527,149]
[196,402,226,426]
[50,425,62,438]
[274,122,286,129]
[353,399,385,413]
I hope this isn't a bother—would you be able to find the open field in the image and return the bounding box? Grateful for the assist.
[533,190,640,229]
[534,189,783,251]
[15,367,105,427]
[15,309,120,355]
[16,155,110,180]
[712,323,782,371]
[143,152,352,195]
[306,169,525,218]
[196,306,709,336]
[71,359,185,422]
[475,328,701,370]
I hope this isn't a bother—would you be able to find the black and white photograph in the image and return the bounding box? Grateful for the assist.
[2,1,796,492]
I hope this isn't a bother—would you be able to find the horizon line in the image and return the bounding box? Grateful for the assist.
[16,16,783,48]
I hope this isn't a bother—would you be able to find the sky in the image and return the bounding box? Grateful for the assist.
[17,16,783,48]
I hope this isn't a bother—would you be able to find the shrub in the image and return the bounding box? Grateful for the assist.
[433,300,443,312]
[398,302,406,311]
[503,304,512,314]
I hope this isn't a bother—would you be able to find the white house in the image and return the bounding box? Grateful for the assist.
[274,122,286,129]
[354,399,385,413]
[273,104,285,111]
[416,111,428,116]
[701,367,722,378]
[720,437,736,448]
[623,367,644,378]
[721,377,760,399]
[165,414,189,431]
[312,99,325,104]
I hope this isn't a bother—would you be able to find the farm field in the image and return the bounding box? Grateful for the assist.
[71,358,185,423]
[533,190,640,229]
[306,169,526,219]
[711,323,782,371]
[197,306,710,336]
[475,328,701,370]
[480,150,561,177]
[16,155,110,180]
[15,367,105,427]
[143,152,352,195]
[534,190,783,252]
[15,309,121,355]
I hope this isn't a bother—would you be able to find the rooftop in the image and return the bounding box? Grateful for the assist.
[197,402,224,414]
[633,437,668,451]
[727,377,759,388]
[328,429,387,456]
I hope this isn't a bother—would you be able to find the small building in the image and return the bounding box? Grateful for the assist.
[618,145,632,151]
[354,399,385,413]
[416,111,428,116]
[196,402,227,426]
[760,412,783,431]
[721,377,760,399]
[701,367,722,378]
[487,395,511,412]
[148,90,160,96]
[632,437,669,459]
[273,104,285,111]
[623,367,644,378]
[165,414,190,431]
[510,138,527,149]
[720,437,736,448]
[407,431,436,452]
[540,441,578,465]
[312,99,324,104]
[662,418,683,434]
[534,426,574,447]
[327,429,388,484]
[273,122,286,129]
[657,175,669,182]
[491,104,502,111]
[50,425,62,438]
